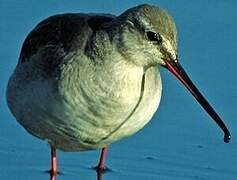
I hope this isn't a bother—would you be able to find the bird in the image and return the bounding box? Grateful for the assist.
[7,4,231,176]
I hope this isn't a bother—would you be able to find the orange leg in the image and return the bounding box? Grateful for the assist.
[97,147,107,171]
[50,147,58,175]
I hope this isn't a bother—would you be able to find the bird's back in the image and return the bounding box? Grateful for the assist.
[18,13,115,75]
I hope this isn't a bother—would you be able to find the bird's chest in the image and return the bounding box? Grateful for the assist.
[61,60,144,121]
[59,58,162,146]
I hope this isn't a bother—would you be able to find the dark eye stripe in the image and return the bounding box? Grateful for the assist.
[146,31,162,44]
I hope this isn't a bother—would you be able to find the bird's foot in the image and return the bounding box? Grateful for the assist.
[50,169,58,176]
[92,165,111,174]
[96,166,106,174]
[46,169,58,176]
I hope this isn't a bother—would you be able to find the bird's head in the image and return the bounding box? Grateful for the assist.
[112,4,177,68]
[109,4,231,143]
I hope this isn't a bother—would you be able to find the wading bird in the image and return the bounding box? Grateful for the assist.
[7,4,231,176]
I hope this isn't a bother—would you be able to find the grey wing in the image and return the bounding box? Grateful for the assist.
[18,13,115,75]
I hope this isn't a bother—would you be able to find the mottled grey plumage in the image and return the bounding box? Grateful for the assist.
[7,4,177,151]
[19,13,116,73]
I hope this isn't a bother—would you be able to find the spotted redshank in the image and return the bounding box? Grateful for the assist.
[7,4,231,175]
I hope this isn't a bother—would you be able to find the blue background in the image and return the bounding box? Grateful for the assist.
[1,0,237,180]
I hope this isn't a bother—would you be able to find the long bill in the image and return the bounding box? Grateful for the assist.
[164,59,231,143]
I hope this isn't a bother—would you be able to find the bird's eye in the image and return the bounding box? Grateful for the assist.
[146,31,162,44]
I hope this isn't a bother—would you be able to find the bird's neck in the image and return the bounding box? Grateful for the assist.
[85,30,114,64]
